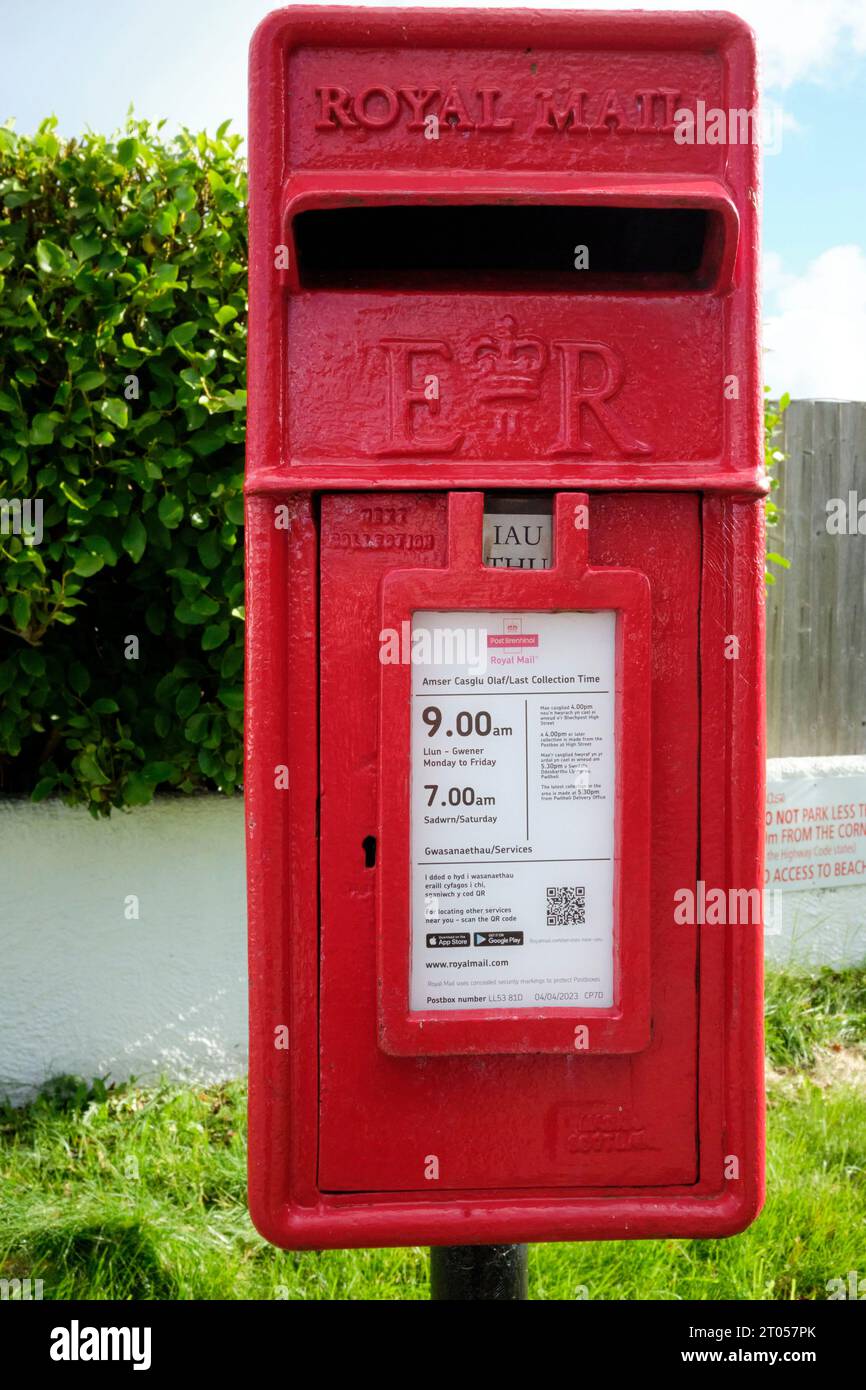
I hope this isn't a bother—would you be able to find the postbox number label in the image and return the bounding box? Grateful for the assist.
[410,608,616,1013]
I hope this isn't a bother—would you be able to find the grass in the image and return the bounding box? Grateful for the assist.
[1,967,864,1301]
[764,967,866,1068]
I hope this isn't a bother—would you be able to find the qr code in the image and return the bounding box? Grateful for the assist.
[546,886,586,926]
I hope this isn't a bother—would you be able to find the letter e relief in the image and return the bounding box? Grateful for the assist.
[377,339,464,455]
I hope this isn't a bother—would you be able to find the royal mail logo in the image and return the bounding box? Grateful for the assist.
[316,85,695,137]
[488,616,539,649]
[376,316,651,457]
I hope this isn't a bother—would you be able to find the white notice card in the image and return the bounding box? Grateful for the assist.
[410,609,616,1012]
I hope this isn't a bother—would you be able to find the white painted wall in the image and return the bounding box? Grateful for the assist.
[1,796,247,1104]
[2,761,865,1101]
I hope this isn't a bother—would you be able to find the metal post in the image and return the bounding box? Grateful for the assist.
[429,1244,528,1300]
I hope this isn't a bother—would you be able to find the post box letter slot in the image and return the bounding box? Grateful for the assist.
[293,203,733,291]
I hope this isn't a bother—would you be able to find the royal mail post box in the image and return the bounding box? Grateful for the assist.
[245,7,765,1249]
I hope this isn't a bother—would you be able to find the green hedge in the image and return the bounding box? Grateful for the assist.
[764,388,790,584]
[0,116,788,815]
[0,118,246,813]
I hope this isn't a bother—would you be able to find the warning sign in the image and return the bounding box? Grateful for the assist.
[764,774,866,892]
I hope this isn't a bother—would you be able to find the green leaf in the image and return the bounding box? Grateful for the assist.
[152,262,179,285]
[69,662,90,696]
[176,683,201,719]
[174,183,197,212]
[161,447,192,471]
[75,370,106,392]
[20,649,46,676]
[193,594,220,618]
[167,321,198,346]
[146,602,166,636]
[175,594,219,624]
[215,305,238,328]
[35,238,68,274]
[166,568,205,589]
[185,711,210,743]
[197,748,221,778]
[91,698,120,714]
[11,593,31,631]
[60,481,90,511]
[141,760,175,783]
[197,529,221,570]
[71,233,102,262]
[214,389,246,412]
[31,776,58,802]
[154,672,179,705]
[202,622,229,650]
[82,535,118,564]
[78,753,109,785]
[154,204,178,237]
[158,493,184,529]
[99,398,129,429]
[220,645,243,679]
[122,514,147,563]
[30,413,56,446]
[218,686,244,711]
[122,773,154,807]
[72,550,104,577]
[116,137,138,166]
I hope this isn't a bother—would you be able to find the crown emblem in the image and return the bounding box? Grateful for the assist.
[463,315,548,405]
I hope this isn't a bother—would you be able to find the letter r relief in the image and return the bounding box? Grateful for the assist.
[550,341,651,456]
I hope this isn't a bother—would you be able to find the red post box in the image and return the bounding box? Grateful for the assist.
[245,7,765,1249]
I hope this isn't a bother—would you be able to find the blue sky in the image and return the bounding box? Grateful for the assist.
[4,0,865,398]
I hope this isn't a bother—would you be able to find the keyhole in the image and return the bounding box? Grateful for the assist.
[362,835,377,869]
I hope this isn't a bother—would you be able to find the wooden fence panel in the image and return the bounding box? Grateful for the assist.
[766,399,866,756]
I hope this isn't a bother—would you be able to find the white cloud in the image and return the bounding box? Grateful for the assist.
[762,251,792,299]
[763,245,866,400]
[437,0,866,91]
[699,0,866,90]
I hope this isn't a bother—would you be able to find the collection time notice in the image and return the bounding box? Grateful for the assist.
[410,609,616,1013]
